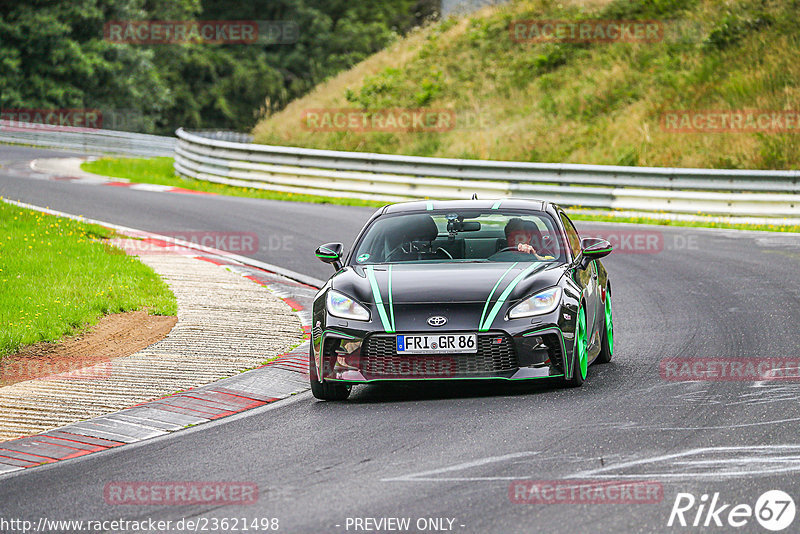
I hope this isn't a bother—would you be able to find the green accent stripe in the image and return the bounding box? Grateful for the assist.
[523,326,562,337]
[315,253,338,259]
[480,263,540,331]
[322,329,356,339]
[387,264,395,332]
[594,260,600,320]
[491,199,503,210]
[570,301,583,381]
[479,262,518,332]
[426,201,434,211]
[366,265,394,333]
[328,374,564,384]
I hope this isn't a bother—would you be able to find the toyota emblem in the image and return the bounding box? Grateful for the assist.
[427,316,447,327]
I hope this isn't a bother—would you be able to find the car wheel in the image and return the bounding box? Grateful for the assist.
[309,343,351,401]
[562,305,588,388]
[596,288,613,364]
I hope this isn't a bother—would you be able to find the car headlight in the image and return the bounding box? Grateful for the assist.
[507,287,562,319]
[326,290,370,321]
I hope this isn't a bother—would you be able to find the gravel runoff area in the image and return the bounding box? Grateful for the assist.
[0,245,304,442]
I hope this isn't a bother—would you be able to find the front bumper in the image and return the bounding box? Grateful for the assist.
[313,327,568,383]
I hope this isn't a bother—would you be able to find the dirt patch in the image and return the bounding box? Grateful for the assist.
[0,311,177,386]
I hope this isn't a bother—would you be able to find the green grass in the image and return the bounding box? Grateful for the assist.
[80,157,386,208]
[0,201,177,358]
[569,211,800,233]
[254,0,800,170]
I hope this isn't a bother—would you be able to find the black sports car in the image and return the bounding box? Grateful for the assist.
[310,199,614,400]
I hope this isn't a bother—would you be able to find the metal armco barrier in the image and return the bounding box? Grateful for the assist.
[175,128,800,218]
[0,121,174,157]
[3,120,796,219]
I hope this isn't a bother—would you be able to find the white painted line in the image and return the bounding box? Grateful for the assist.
[382,451,539,482]
[646,416,800,431]
[129,183,173,192]
[381,446,800,484]
[1,198,324,288]
[572,445,800,480]
[671,457,800,466]
[0,464,23,475]
[59,426,140,443]
[104,413,185,432]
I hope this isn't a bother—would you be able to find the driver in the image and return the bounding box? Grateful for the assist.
[504,218,554,260]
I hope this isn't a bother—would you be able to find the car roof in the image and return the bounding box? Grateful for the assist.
[381,198,549,214]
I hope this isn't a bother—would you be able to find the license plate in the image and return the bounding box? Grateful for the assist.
[396,334,477,354]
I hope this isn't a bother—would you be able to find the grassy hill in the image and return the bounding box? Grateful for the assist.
[253,0,800,169]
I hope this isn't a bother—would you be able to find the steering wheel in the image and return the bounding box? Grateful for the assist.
[497,246,529,253]
[386,242,454,261]
[435,247,453,259]
[385,242,411,261]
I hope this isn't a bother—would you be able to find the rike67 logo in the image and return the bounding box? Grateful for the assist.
[668,490,796,531]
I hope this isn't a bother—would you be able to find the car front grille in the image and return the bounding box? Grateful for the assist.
[360,333,518,378]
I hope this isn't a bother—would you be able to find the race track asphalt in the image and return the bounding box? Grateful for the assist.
[2,145,800,533]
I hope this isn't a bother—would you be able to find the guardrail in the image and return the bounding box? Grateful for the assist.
[175,128,800,219]
[3,121,796,219]
[0,121,174,157]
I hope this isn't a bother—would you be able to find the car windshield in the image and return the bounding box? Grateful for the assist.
[351,210,566,265]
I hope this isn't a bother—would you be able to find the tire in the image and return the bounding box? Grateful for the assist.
[562,305,588,388]
[309,343,351,400]
[596,287,614,364]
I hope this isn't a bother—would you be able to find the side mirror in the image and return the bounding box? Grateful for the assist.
[315,242,344,270]
[579,238,612,268]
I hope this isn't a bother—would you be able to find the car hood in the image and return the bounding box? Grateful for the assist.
[330,261,566,305]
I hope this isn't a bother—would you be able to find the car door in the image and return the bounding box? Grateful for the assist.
[585,260,601,351]
[560,212,599,347]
